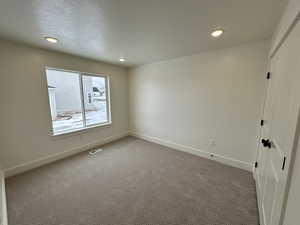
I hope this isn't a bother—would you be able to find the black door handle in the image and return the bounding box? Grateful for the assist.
[261,139,271,148]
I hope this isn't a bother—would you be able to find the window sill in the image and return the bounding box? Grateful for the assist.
[51,122,112,138]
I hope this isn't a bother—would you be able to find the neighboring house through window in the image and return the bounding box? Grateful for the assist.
[46,68,110,135]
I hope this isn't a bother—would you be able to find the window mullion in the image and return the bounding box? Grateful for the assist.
[106,77,111,123]
[79,73,87,127]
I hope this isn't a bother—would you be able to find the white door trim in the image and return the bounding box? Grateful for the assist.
[0,171,8,225]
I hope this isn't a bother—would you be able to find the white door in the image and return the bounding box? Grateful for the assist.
[254,18,300,225]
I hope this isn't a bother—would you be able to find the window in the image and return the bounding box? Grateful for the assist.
[45,68,110,135]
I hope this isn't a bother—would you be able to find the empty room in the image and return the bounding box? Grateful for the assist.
[1,0,300,225]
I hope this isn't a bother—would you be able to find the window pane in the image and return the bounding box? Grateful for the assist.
[82,75,108,126]
[46,69,84,135]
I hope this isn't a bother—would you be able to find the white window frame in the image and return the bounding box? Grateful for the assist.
[45,67,112,136]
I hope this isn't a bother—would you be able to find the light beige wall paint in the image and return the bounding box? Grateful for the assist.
[129,41,269,166]
[0,40,129,170]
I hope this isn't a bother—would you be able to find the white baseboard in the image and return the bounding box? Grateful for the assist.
[130,132,252,171]
[4,132,130,178]
[0,171,8,225]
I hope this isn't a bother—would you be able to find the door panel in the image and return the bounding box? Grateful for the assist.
[255,19,300,225]
[262,159,278,225]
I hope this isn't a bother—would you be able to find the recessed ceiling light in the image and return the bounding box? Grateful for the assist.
[45,37,58,43]
[211,29,224,38]
[119,58,125,62]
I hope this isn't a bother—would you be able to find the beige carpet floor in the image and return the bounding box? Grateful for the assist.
[6,136,258,225]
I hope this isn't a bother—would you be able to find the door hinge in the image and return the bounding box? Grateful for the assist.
[267,72,271,79]
[282,157,287,170]
[260,120,264,126]
[255,161,258,168]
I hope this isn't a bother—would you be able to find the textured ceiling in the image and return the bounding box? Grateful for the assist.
[0,0,287,67]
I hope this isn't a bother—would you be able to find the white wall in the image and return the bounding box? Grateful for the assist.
[129,41,269,169]
[0,40,129,171]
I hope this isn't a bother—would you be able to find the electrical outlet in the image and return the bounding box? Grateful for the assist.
[89,148,103,156]
[209,139,216,147]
